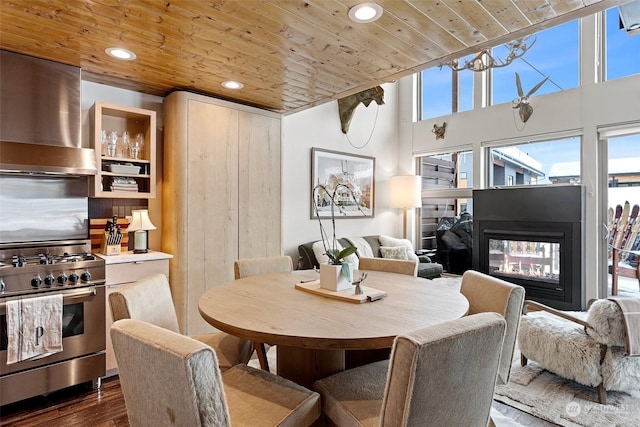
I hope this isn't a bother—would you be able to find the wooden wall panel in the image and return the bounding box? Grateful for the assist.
[238,111,282,259]
[163,91,281,335]
[186,100,239,334]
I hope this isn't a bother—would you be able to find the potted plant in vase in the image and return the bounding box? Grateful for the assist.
[312,182,366,291]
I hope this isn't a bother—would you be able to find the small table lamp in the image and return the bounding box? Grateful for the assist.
[128,209,156,253]
[390,175,422,239]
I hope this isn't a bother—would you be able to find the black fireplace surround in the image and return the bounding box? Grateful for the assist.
[473,185,585,310]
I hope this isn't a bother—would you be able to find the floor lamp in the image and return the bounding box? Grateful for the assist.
[390,175,422,240]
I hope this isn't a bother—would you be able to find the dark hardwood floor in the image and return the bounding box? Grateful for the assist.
[0,377,128,427]
[1,375,557,427]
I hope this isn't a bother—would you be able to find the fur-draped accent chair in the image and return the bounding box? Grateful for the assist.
[518,298,640,404]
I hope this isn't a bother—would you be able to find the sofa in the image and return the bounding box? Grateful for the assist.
[297,235,443,279]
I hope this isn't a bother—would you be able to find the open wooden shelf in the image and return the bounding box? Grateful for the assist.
[90,102,156,199]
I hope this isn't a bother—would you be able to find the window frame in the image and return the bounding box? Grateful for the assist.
[482,131,583,189]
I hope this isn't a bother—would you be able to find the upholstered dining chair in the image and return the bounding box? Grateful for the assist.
[357,257,418,276]
[459,270,526,386]
[109,273,253,371]
[313,312,506,427]
[111,318,320,427]
[234,255,294,372]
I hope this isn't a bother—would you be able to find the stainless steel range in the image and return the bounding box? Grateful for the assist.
[0,176,106,407]
[0,240,106,406]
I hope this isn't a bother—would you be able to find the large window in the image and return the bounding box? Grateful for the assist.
[607,133,640,200]
[606,7,640,81]
[420,54,474,120]
[491,20,579,106]
[419,151,473,190]
[417,150,473,251]
[487,137,581,187]
[420,20,581,119]
[419,8,640,121]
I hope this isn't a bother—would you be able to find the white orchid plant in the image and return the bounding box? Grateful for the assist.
[312,182,366,278]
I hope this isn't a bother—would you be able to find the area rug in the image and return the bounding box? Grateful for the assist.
[494,351,640,427]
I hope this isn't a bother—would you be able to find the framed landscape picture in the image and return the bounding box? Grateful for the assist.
[311,148,375,219]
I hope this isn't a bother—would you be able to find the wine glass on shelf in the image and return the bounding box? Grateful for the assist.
[107,131,118,157]
[101,130,108,156]
[121,131,130,158]
[132,133,145,160]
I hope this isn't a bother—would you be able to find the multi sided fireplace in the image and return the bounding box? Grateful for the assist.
[473,185,585,310]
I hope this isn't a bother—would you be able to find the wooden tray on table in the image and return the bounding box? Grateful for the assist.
[295,279,387,304]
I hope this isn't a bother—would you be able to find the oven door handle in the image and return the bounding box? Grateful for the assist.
[0,288,97,314]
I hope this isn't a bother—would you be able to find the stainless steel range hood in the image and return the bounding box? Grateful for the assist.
[0,141,97,175]
[0,50,96,175]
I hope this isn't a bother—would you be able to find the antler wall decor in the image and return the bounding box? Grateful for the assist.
[338,86,384,134]
[512,72,549,123]
[443,36,536,72]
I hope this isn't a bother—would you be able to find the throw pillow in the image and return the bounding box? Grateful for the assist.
[378,235,419,262]
[379,245,410,260]
[312,240,359,269]
[344,237,375,258]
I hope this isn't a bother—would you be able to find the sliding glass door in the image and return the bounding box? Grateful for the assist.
[599,129,640,296]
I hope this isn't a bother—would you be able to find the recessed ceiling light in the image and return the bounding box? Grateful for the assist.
[348,3,383,23]
[105,47,136,60]
[222,80,244,90]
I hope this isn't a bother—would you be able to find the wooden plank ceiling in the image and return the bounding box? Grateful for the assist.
[0,0,626,114]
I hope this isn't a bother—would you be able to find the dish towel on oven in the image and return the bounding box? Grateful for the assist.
[6,294,63,364]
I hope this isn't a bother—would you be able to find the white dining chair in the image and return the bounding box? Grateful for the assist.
[459,270,526,386]
[314,312,506,426]
[234,255,294,372]
[111,318,321,426]
[357,257,418,276]
[109,273,253,371]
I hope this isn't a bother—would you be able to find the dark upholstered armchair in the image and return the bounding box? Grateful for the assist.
[436,213,472,274]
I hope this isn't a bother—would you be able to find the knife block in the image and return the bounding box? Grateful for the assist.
[100,232,122,256]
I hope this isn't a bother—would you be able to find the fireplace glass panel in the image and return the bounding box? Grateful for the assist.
[488,238,560,284]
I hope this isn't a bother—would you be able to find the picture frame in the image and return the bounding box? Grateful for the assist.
[311,148,375,219]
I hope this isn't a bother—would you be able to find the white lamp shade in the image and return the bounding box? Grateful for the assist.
[128,209,156,232]
[390,175,422,208]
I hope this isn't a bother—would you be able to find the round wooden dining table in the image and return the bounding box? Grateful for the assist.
[198,270,468,388]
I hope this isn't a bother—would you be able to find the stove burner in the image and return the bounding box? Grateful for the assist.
[40,254,54,265]
[0,240,105,296]
[7,252,96,267]
[12,255,26,267]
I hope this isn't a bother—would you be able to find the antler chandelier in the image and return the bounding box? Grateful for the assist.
[443,36,536,72]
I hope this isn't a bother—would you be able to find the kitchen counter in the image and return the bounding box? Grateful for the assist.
[96,250,173,264]
[100,249,173,376]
